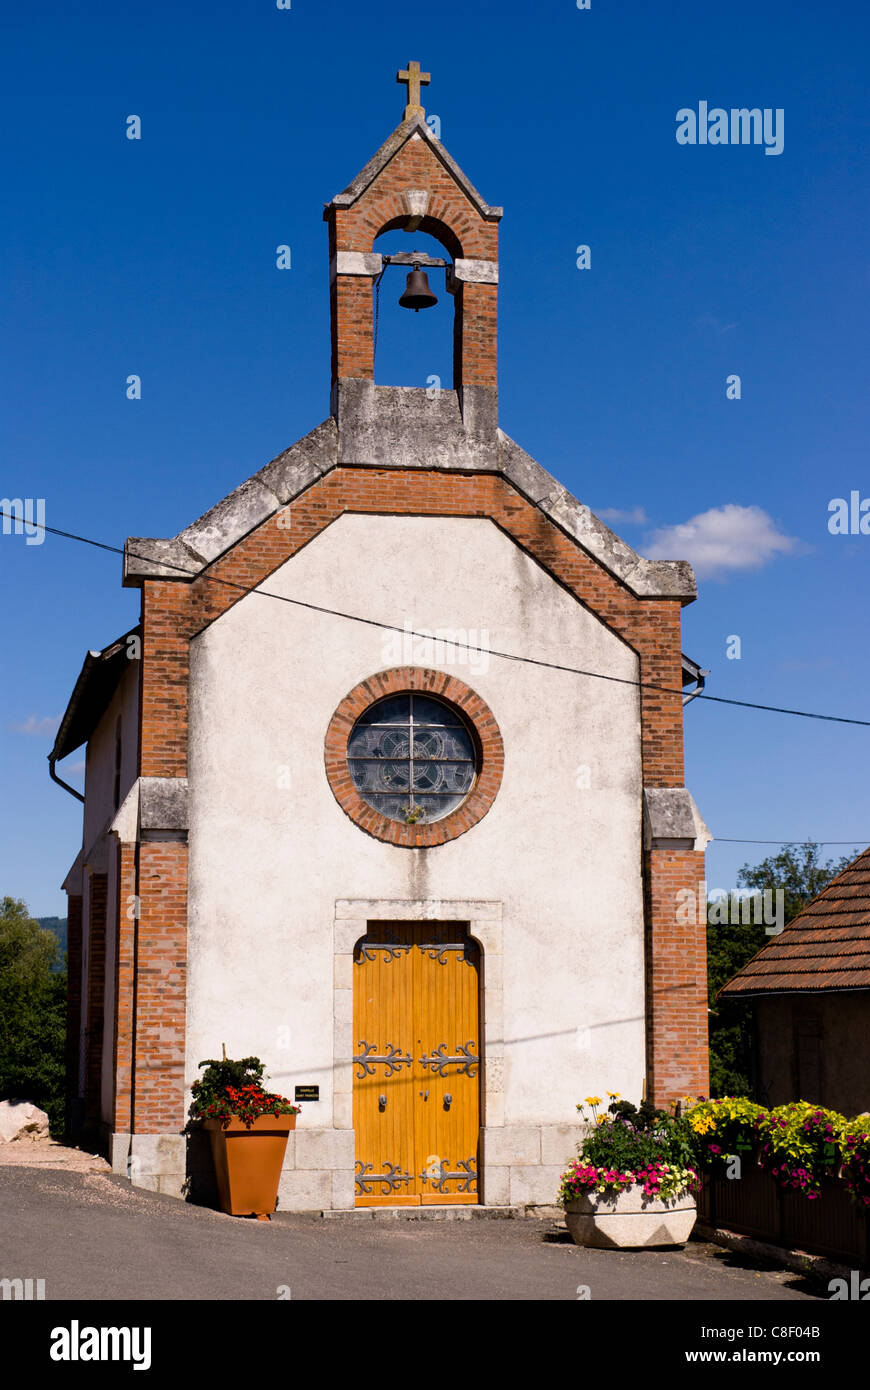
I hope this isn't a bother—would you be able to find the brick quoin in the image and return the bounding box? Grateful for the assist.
[65,893,83,1132]
[112,839,138,1133]
[644,848,709,1105]
[130,841,188,1134]
[83,872,107,1129]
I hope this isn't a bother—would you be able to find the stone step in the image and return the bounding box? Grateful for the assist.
[318,1204,559,1222]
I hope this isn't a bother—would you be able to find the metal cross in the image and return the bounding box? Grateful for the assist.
[397,60,430,119]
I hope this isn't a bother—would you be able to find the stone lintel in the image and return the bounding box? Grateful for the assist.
[451,258,499,285]
[331,251,384,280]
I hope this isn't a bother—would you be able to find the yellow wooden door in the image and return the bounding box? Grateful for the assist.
[353,922,480,1206]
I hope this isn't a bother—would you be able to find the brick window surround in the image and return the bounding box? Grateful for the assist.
[324,666,504,847]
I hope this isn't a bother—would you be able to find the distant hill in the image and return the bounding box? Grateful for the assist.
[37,916,67,968]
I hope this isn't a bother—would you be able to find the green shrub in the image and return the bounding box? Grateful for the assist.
[0,897,67,1135]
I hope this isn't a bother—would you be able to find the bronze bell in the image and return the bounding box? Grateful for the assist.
[399,263,438,312]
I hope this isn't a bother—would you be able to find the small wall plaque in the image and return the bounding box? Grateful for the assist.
[294,1085,319,1102]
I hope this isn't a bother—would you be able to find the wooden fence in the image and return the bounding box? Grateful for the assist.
[697,1163,869,1267]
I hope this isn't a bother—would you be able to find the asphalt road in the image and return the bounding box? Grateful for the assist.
[0,1167,830,1303]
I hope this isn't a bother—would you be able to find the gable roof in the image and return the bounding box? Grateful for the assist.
[50,627,140,762]
[121,394,697,603]
[719,846,870,997]
[326,115,503,221]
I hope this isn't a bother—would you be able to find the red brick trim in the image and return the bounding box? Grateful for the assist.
[326,134,499,390]
[324,667,504,848]
[112,839,137,1134]
[65,893,83,1125]
[643,847,710,1106]
[131,841,188,1134]
[84,872,108,1126]
[140,467,685,788]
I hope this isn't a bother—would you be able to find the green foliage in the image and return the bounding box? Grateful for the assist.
[36,917,67,970]
[708,844,854,1098]
[193,1056,267,1098]
[559,1097,699,1203]
[579,1104,697,1173]
[0,896,67,1134]
[685,1096,768,1172]
[737,844,856,922]
[840,1115,870,1207]
[686,1097,870,1204]
[757,1101,847,1197]
[188,1055,300,1130]
[706,917,767,1097]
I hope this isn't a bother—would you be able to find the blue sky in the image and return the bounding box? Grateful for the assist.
[3,0,869,915]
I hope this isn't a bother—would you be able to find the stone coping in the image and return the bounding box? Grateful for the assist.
[122,404,696,602]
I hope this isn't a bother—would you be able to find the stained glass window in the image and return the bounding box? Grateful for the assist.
[347,693,478,824]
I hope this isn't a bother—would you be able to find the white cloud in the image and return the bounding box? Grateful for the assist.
[10,714,60,736]
[597,506,649,526]
[644,504,799,579]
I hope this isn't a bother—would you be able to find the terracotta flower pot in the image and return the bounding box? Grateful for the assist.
[565,1184,697,1249]
[204,1114,296,1217]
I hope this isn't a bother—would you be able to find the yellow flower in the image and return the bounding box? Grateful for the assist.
[596,1115,607,1125]
[585,1096,602,1106]
[607,1092,620,1099]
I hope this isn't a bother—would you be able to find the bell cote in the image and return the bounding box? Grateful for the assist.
[323,62,502,443]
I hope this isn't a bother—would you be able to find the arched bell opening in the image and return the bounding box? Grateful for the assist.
[371,227,457,391]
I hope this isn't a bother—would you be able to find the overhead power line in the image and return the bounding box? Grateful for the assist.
[4,508,870,729]
[713,838,866,846]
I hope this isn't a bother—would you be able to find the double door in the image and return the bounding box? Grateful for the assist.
[353,922,481,1206]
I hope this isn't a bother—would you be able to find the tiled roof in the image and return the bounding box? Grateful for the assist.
[719,846,870,996]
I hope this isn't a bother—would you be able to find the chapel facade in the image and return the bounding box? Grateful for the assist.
[52,65,711,1209]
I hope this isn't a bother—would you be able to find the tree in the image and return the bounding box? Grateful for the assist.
[707,844,857,1099]
[737,843,855,923]
[0,896,67,1134]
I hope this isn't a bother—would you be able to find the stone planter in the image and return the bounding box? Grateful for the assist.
[565,1184,697,1249]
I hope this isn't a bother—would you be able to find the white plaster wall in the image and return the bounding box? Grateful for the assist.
[83,661,140,852]
[186,514,644,1129]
